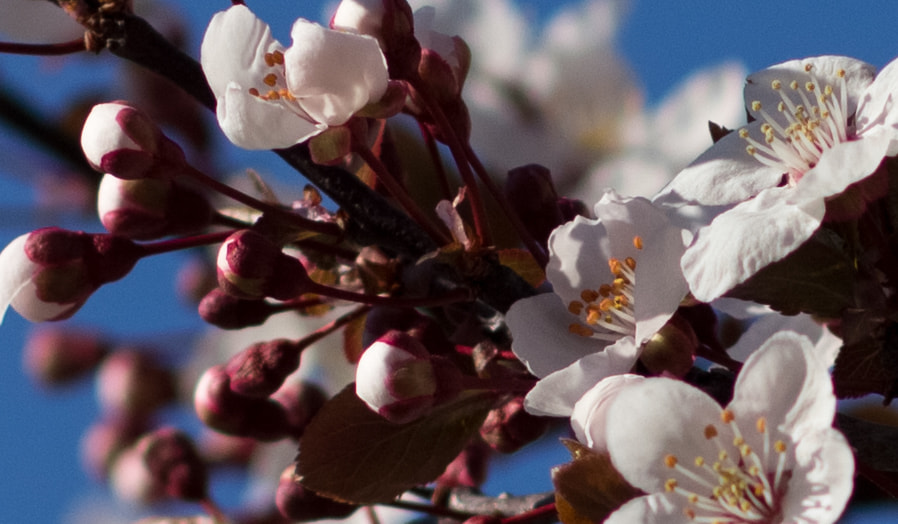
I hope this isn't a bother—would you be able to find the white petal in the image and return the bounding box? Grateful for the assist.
[605,494,686,524]
[729,332,836,442]
[857,56,898,134]
[680,186,825,302]
[745,56,875,123]
[653,121,785,207]
[545,214,613,307]
[726,311,838,367]
[0,234,35,323]
[201,5,282,99]
[570,373,644,450]
[285,20,389,125]
[780,429,854,524]
[606,377,724,494]
[524,338,639,418]
[797,132,894,198]
[217,83,326,150]
[507,293,607,377]
[592,193,688,342]
[80,103,143,169]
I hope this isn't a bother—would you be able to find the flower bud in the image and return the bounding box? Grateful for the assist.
[479,397,549,453]
[557,197,591,222]
[272,381,328,438]
[97,174,213,240]
[276,465,357,521]
[194,366,291,441]
[216,230,313,301]
[23,326,109,386]
[81,416,148,480]
[96,350,176,418]
[111,428,209,504]
[355,330,460,424]
[505,164,564,248]
[81,101,186,180]
[0,228,142,323]
[225,339,303,398]
[198,288,276,329]
[639,312,698,377]
[332,0,421,81]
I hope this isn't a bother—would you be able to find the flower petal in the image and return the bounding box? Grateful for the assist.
[680,185,825,302]
[507,292,607,377]
[285,20,389,125]
[729,332,836,442]
[780,429,854,524]
[653,121,785,207]
[0,234,34,323]
[857,56,898,134]
[524,338,639,418]
[744,56,874,124]
[570,373,644,450]
[201,5,282,99]
[216,83,326,149]
[605,494,686,524]
[544,212,613,306]
[605,377,724,494]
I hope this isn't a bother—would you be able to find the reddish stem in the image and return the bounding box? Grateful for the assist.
[138,230,234,257]
[180,164,342,238]
[0,39,85,56]
[353,143,452,245]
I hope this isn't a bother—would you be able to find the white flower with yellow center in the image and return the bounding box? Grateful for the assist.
[593,332,853,524]
[506,190,688,416]
[200,5,389,150]
[656,55,898,302]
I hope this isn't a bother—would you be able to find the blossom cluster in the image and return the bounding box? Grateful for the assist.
[2,0,898,523]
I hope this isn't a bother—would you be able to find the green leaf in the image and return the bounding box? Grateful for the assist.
[724,230,855,318]
[297,385,496,504]
[552,440,642,524]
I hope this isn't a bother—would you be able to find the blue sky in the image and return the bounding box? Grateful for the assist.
[2,0,898,522]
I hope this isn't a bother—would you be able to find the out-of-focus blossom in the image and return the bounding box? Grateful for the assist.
[658,55,898,301]
[200,4,389,149]
[506,191,688,416]
[576,62,748,200]
[593,332,852,523]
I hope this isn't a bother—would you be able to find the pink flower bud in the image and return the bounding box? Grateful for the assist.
[81,416,147,481]
[23,326,109,386]
[96,350,176,418]
[194,366,291,441]
[505,164,564,248]
[198,288,276,329]
[111,428,209,504]
[0,228,142,323]
[272,381,328,438]
[225,339,303,398]
[216,230,313,300]
[97,174,213,240]
[479,397,549,453]
[355,330,460,424]
[81,101,186,180]
[276,465,357,521]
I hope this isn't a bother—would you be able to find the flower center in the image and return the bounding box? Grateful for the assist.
[566,236,642,341]
[741,64,851,184]
[662,410,790,523]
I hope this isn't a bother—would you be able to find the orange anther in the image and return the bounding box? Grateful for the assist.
[633,235,643,250]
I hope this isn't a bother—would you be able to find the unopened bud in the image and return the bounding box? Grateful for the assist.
[194,366,291,441]
[111,428,208,504]
[96,350,176,418]
[198,288,276,329]
[23,326,109,386]
[639,312,698,377]
[479,397,549,453]
[276,465,357,521]
[97,174,213,240]
[0,228,142,323]
[216,230,313,300]
[332,0,420,81]
[557,197,591,222]
[225,339,303,398]
[81,416,148,480]
[272,381,328,438]
[81,101,186,180]
[355,330,460,424]
[505,164,564,247]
